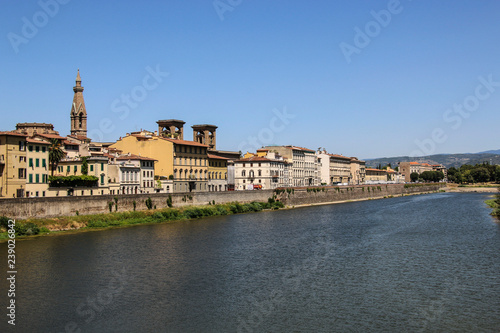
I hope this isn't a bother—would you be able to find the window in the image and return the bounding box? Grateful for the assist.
[35,174,39,183]
[74,165,78,173]
[18,168,26,179]
[242,170,246,177]
[42,159,46,168]
[35,159,39,167]
[101,163,104,171]
[100,174,104,185]
[67,166,70,172]
[19,141,26,151]
[258,170,262,176]
[29,174,33,183]
[35,146,40,152]
[90,165,94,172]
[42,146,46,153]
[28,145,33,152]
[29,158,33,167]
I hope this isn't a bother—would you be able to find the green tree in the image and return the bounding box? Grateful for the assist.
[48,138,65,176]
[81,156,88,175]
[410,172,419,182]
[470,167,490,183]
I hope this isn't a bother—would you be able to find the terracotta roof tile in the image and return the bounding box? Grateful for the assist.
[0,131,27,137]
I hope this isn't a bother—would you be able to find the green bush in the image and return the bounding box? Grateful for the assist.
[14,222,40,236]
[88,220,108,228]
[145,197,153,210]
[152,212,164,220]
[0,216,11,229]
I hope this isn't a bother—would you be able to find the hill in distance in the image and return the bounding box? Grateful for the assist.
[365,151,500,169]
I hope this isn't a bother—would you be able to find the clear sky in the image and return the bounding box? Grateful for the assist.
[1,0,499,159]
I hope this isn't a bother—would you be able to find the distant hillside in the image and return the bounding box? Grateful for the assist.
[365,153,500,169]
[478,149,500,155]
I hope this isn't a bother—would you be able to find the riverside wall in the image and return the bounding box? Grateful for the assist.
[277,183,446,206]
[0,184,445,219]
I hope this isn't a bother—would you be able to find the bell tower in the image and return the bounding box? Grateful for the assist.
[70,69,87,137]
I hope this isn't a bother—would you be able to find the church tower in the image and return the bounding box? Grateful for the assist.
[70,69,87,137]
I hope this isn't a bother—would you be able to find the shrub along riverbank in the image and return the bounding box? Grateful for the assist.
[0,200,285,241]
[485,187,500,218]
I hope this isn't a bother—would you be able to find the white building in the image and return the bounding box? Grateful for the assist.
[108,154,157,194]
[234,155,291,190]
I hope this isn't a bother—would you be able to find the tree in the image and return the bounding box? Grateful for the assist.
[81,157,88,175]
[410,172,419,182]
[48,138,65,176]
[470,167,490,183]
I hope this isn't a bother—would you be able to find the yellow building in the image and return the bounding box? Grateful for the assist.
[110,122,209,192]
[0,132,27,198]
[26,138,50,197]
[208,154,229,191]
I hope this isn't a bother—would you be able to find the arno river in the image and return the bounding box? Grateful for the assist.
[1,192,499,332]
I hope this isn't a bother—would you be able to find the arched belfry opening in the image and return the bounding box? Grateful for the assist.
[157,119,185,140]
[192,124,217,149]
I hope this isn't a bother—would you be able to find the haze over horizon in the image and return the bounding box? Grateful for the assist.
[1,1,499,159]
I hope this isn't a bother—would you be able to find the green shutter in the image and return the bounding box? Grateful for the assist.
[29,174,33,183]
[36,159,39,167]
[29,158,33,167]
[35,174,39,183]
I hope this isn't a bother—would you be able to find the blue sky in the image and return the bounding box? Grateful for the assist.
[1,0,499,159]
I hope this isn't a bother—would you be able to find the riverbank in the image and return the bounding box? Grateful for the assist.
[446,184,499,193]
[0,200,285,242]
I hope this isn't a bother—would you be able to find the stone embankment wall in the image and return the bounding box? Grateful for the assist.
[0,184,445,219]
[278,184,445,206]
[0,190,273,219]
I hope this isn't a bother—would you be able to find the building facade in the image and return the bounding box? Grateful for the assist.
[0,132,27,198]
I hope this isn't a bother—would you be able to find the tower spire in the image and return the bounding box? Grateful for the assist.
[70,69,87,137]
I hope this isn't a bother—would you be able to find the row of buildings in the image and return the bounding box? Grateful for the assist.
[0,71,446,198]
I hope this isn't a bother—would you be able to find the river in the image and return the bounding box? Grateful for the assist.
[1,192,499,332]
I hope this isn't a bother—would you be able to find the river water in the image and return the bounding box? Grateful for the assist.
[1,192,499,332]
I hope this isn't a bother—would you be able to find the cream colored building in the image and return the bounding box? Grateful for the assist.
[234,154,291,190]
[365,168,387,183]
[349,157,366,185]
[0,132,27,198]
[26,138,50,197]
[316,150,352,185]
[109,154,157,194]
[263,145,318,187]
